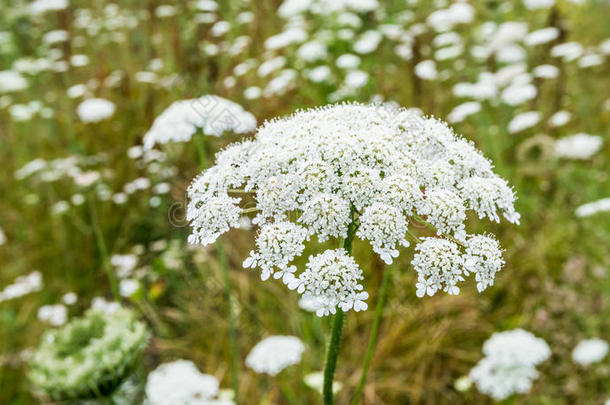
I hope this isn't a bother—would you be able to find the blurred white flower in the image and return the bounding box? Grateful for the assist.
[554,133,602,160]
[470,329,551,400]
[453,76,497,100]
[572,338,609,365]
[304,371,343,394]
[354,30,383,54]
[143,95,256,149]
[344,70,369,89]
[487,22,528,53]
[414,60,437,80]
[336,54,361,69]
[67,84,87,99]
[523,0,555,10]
[533,64,559,79]
[145,360,219,405]
[551,42,584,61]
[30,0,68,14]
[62,292,78,305]
[30,308,149,401]
[426,3,474,32]
[447,101,481,123]
[548,110,571,127]
[52,201,70,215]
[70,54,90,67]
[43,30,69,44]
[0,70,28,93]
[211,21,231,37]
[298,41,327,61]
[454,376,472,392]
[508,111,541,133]
[0,271,42,303]
[74,171,100,187]
[575,198,610,218]
[119,279,140,297]
[155,5,177,18]
[111,254,138,278]
[91,297,120,314]
[298,295,320,312]
[243,86,262,100]
[307,66,332,82]
[578,54,604,68]
[245,336,305,375]
[77,98,116,123]
[501,83,537,106]
[525,27,559,47]
[264,28,307,50]
[37,304,68,326]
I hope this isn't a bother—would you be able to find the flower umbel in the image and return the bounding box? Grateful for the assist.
[186,103,519,315]
[29,307,149,401]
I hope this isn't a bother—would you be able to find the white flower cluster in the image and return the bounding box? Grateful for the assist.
[575,197,610,218]
[470,329,551,401]
[76,98,116,123]
[572,338,609,366]
[245,335,305,376]
[37,304,68,326]
[0,271,42,303]
[29,307,149,401]
[287,249,368,316]
[243,221,309,282]
[145,360,233,405]
[554,133,603,160]
[143,95,256,149]
[187,103,518,314]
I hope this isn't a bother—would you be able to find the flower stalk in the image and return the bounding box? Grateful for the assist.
[323,208,357,404]
[351,264,392,405]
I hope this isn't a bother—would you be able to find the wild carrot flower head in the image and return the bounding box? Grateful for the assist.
[187,103,518,315]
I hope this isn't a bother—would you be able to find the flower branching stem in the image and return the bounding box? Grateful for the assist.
[351,264,392,405]
[323,207,357,404]
[413,214,466,247]
[195,132,240,403]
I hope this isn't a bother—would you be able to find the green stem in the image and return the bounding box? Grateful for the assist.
[351,265,392,405]
[241,207,259,214]
[405,228,421,244]
[323,309,345,405]
[194,131,239,402]
[89,196,121,303]
[323,208,357,404]
[195,130,208,170]
[217,239,240,403]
